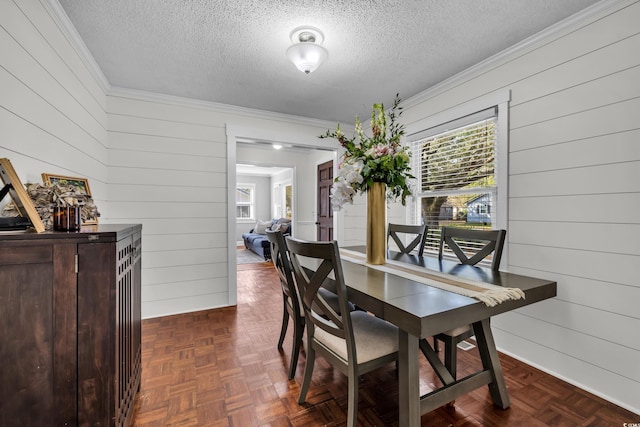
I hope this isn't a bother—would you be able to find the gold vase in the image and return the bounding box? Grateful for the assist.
[366,182,387,265]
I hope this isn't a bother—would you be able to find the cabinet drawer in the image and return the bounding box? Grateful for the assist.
[0,245,52,266]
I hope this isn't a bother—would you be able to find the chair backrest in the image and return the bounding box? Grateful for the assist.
[438,227,506,270]
[285,237,356,359]
[266,230,301,317]
[387,223,428,256]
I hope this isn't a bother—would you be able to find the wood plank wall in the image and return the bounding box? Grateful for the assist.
[0,0,108,204]
[106,94,230,317]
[401,0,640,414]
[2,0,637,414]
[0,0,334,319]
[106,96,334,318]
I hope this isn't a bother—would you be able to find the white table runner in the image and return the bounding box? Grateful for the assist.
[339,248,525,307]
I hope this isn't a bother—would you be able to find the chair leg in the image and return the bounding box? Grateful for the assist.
[288,317,304,379]
[298,336,315,404]
[419,338,455,386]
[277,298,289,349]
[347,365,359,427]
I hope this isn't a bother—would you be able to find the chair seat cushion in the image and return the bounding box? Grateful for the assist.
[439,325,471,337]
[315,311,398,364]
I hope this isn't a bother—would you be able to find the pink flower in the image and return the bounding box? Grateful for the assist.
[366,144,391,158]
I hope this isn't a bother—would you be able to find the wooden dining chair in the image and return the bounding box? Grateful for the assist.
[285,237,399,427]
[266,229,305,379]
[438,226,506,270]
[266,230,354,379]
[387,223,428,255]
[425,226,506,378]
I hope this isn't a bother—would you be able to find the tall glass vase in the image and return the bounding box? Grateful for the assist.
[366,181,387,265]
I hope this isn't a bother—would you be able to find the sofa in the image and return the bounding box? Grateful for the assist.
[242,218,292,260]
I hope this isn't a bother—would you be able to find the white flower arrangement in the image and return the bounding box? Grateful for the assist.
[321,94,413,210]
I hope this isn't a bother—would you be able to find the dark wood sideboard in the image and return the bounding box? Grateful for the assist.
[0,224,142,426]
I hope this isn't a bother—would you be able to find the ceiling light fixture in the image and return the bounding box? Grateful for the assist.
[286,26,328,74]
[272,144,283,150]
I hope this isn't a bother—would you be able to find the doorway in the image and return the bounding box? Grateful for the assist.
[227,126,340,306]
[235,164,293,266]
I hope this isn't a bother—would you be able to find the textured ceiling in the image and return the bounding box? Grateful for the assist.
[57,0,601,124]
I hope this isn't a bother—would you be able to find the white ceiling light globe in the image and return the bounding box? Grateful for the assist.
[286,26,328,74]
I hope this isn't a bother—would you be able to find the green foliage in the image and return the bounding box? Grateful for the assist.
[320,94,414,208]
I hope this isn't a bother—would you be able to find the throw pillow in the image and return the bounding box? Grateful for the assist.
[254,219,271,235]
[270,223,282,232]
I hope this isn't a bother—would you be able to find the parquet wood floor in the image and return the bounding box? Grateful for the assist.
[131,261,638,426]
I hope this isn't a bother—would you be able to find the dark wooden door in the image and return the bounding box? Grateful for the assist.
[317,160,333,241]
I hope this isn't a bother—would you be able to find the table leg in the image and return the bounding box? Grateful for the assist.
[398,330,420,427]
[472,318,511,409]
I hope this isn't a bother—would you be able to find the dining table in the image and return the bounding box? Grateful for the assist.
[338,246,557,427]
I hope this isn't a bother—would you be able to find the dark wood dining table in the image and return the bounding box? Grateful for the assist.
[340,246,557,426]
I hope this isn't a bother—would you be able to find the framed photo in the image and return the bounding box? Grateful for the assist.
[42,173,92,196]
[0,158,46,232]
[41,173,98,225]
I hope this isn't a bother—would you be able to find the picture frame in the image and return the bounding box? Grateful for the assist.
[41,173,92,196]
[41,173,98,225]
[0,158,46,232]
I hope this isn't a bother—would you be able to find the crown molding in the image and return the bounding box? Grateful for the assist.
[107,86,339,129]
[42,0,111,93]
[42,0,336,129]
[44,0,631,127]
[403,0,634,109]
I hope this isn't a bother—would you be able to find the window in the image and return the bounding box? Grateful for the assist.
[272,182,293,219]
[236,184,255,220]
[407,91,509,264]
[285,184,293,219]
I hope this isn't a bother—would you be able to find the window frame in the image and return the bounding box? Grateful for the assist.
[404,90,510,266]
[236,183,256,221]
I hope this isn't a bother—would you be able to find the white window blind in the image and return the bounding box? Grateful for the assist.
[409,108,499,263]
[418,117,496,194]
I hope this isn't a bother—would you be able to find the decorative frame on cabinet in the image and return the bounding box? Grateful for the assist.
[0,158,46,232]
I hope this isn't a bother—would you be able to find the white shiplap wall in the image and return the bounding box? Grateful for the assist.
[403,0,640,414]
[1,0,337,319]
[0,0,108,202]
[106,94,335,318]
[2,0,638,414]
[106,94,230,318]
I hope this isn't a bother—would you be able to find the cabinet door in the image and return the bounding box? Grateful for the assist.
[77,241,115,426]
[0,242,77,426]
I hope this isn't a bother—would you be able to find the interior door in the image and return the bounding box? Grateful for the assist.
[316,160,333,241]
